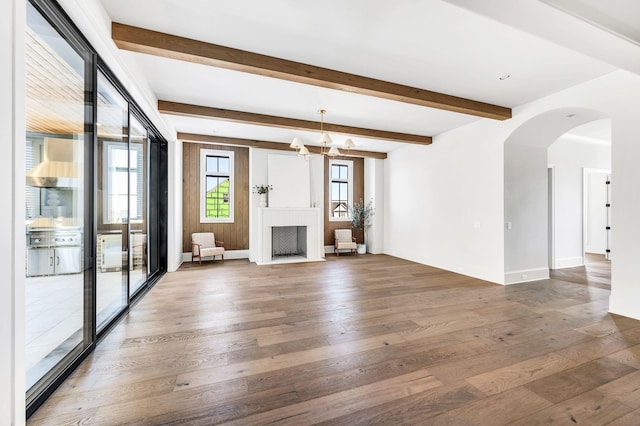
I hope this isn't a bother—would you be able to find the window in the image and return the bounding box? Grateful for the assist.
[200,149,234,223]
[329,159,353,221]
[104,142,143,224]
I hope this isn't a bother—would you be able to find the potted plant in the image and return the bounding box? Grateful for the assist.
[350,198,374,254]
[253,184,272,207]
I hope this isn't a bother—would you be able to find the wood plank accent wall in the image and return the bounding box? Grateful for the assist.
[324,156,364,246]
[182,142,249,252]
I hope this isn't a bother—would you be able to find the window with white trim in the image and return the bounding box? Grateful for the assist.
[329,159,353,221]
[200,149,234,223]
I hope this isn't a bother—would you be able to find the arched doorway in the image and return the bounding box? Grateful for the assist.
[503,107,610,284]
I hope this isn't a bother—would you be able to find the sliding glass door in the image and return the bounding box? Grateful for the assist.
[96,72,129,332]
[129,116,148,296]
[24,0,93,399]
[25,0,168,417]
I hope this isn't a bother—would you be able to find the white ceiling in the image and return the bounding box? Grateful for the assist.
[99,0,628,152]
[541,0,640,47]
[563,119,612,145]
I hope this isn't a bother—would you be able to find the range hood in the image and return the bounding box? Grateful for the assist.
[26,138,81,188]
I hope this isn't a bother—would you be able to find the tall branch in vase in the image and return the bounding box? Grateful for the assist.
[350,198,374,246]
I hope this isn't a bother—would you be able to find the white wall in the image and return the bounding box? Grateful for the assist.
[548,136,611,266]
[385,119,506,284]
[609,107,640,319]
[385,69,640,320]
[503,107,608,284]
[167,141,183,271]
[504,143,549,282]
[364,158,384,254]
[2,0,25,423]
[309,155,325,212]
[267,154,310,208]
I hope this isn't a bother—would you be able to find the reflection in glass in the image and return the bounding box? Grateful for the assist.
[24,1,88,392]
[96,72,128,331]
[129,115,148,296]
[330,164,349,218]
[204,154,231,219]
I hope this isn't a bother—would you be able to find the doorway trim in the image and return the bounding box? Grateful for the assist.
[583,167,611,261]
[548,166,556,270]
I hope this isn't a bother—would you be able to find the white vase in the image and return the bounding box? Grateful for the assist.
[357,244,366,254]
[259,193,267,208]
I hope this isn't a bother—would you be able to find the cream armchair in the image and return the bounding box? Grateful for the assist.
[334,228,357,256]
[192,232,225,264]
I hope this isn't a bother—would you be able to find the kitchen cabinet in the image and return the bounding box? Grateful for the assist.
[27,246,81,276]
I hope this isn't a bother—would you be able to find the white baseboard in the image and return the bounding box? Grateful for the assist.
[585,247,606,255]
[553,256,584,269]
[182,249,250,263]
[504,267,549,285]
[324,245,370,254]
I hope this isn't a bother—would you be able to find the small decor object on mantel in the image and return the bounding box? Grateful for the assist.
[350,198,375,253]
[253,184,273,208]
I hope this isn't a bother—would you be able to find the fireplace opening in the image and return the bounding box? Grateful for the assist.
[272,226,307,259]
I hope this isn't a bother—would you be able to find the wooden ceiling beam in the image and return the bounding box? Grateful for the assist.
[113,23,512,121]
[161,101,431,145]
[178,133,388,159]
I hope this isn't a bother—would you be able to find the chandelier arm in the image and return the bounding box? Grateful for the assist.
[291,109,352,158]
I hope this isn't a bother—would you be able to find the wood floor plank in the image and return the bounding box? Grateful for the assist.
[512,389,634,425]
[28,254,640,425]
[465,352,575,396]
[607,343,640,369]
[554,335,629,364]
[524,357,637,404]
[224,370,442,425]
[595,369,640,408]
[606,409,640,426]
[314,381,485,426]
[428,329,592,384]
[172,331,406,390]
[429,386,552,425]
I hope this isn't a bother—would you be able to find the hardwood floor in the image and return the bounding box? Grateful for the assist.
[28,254,640,425]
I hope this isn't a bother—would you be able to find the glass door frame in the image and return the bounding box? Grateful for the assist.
[95,67,130,335]
[25,0,96,412]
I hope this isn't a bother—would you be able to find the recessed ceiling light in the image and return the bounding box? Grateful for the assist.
[499,74,511,81]
[566,113,576,118]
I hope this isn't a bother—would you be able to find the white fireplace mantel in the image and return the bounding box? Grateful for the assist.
[256,207,324,265]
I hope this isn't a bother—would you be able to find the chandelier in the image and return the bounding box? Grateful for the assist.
[290,109,355,159]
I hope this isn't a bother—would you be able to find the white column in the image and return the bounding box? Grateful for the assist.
[364,158,385,254]
[167,140,183,271]
[610,112,640,320]
[1,0,26,423]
